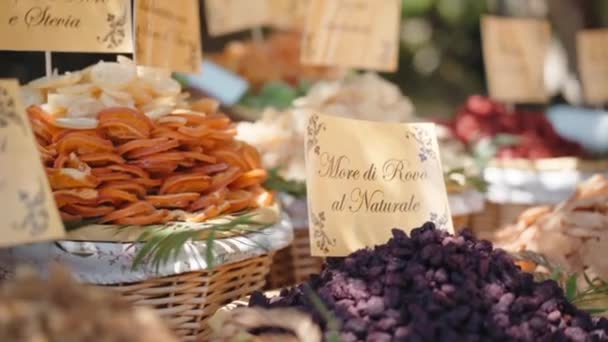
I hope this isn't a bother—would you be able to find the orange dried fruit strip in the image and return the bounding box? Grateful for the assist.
[226,190,254,212]
[125,139,180,159]
[47,168,100,190]
[191,162,229,175]
[79,153,126,166]
[99,201,155,223]
[159,173,211,195]
[53,153,70,169]
[207,167,242,193]
[145,193,200,209]
[177,125,211,138]
[151,127,199,145]
[60,210,82,222]
[113,209,170,225]
[52,129,100,144]
[181,151,217,164]
[187,205,222,223]
[199,114,231,129]
[132,177,163,187]
[62,204,114,218]
[94,172,133,182]
[189,188,228,212]
[129,159,178,175]
[98,188,138,205]
[210,150,249,170]
[135,152,185,163]
[106,164,149,179]
[101,181,148,198]
[230,169,268,189]
[115,138,171,156]
[241,144,262,170]
[98,107,152,140]
[53,189,98,208]
[55,132,114,155]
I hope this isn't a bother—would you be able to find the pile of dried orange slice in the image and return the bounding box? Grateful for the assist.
[25,58,271,225]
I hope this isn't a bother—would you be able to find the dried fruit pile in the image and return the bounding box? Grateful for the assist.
[25,59,272,225]
[250,223,608,341]
[449,95,584,159]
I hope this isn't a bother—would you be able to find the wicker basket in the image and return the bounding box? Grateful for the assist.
[105,254,273,341]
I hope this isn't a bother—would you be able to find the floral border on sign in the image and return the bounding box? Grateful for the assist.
[13,178,49,237]
[0,86,24,133]
[307,114,325,155]
[429,211,449,230]
[97,8,128,49]
[405,126,436,163]
[310,211,335,253]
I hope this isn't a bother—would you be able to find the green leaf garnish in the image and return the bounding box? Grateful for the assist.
[566,275,578,301]
[263,168,307,198]
[131,214,269,271]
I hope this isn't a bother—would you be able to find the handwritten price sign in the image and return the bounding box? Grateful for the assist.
[0,0,133,52]
[577,29,608,105]
[0,79,64,247]
[304,113,452,256]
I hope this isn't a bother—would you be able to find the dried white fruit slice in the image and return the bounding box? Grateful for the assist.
[137,65,181,96]
[90,61,136,90]
[99,92,135,108]
[56,83,97,95]
[54,117,99,130]
[28,72,82,89]
[144,105,173,120]
[47,93,88,114]
[66,98,105,118]
[21,87,44,107]
[157,115,188,125]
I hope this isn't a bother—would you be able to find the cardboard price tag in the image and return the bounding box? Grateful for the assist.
[205,0,269,37]
[301,0,401,71]
[135,0,202,73]
[481,16,550,103]
[0,0,132,53]
[577,29,608,105]
[268,0,308,30]
[0,79,65,247]
[304,113,453,257]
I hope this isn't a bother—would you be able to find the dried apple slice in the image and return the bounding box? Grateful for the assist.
[90,61,136,90]
[55,132,113,154]
[98,107,153,140]
[28,72,82,89]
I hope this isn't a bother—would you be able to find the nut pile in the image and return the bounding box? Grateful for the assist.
[250,223,608,341]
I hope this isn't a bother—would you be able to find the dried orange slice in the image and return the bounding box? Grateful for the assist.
[189,188,228,211]
[47,168,100,190]
[51,128,100,144]
[207,167,242,193]
[225,190,254,212]
[182,151,216,163]
[241,144,262,170]
[129,159,178,175]
[159,173,211,194]
[115,137,168,156]
[145,193,200,209]
[151,128,199,145]
[124,140,180,159]
[94,171,132,182]
[55,132,113,155]
[101,181,148,198]
[99,201,155,223]
[62,204,114,218]
[191,163,229,175]
[190,98,219,114]
[98,188,138,205]
[230,169,268,189]
[98,107,152,140]
[208,129,236,141]
[113,209,170,225]
[79,153,125,166]
[106,164,149,179]
[53,188,98,208]
[133,177,163,187]
[210,150,249,170]
[177,125,211,138]
[200,114,231,129]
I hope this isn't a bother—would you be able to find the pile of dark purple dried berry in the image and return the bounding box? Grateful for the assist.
[250,222,608,341]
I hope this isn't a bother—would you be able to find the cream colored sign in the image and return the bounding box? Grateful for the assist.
[577,29,608,105]
[481,16,550,103]
[268,0,308,30]
[304,114,453,257]
[135,0,202,73]
[0,79,65,247]
[301,0,401,71]
[0,0,132,53]
[205,0,269,37]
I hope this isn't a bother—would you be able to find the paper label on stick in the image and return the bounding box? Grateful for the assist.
[304,113,453,257]
[300,0,401,71]
[0,0,133,53]
[577,29,608,105]
[205,0,269,37]
[481,16,550,103]
[268,0,309,30]
[0,79,65,247]
[135,0,202,73]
